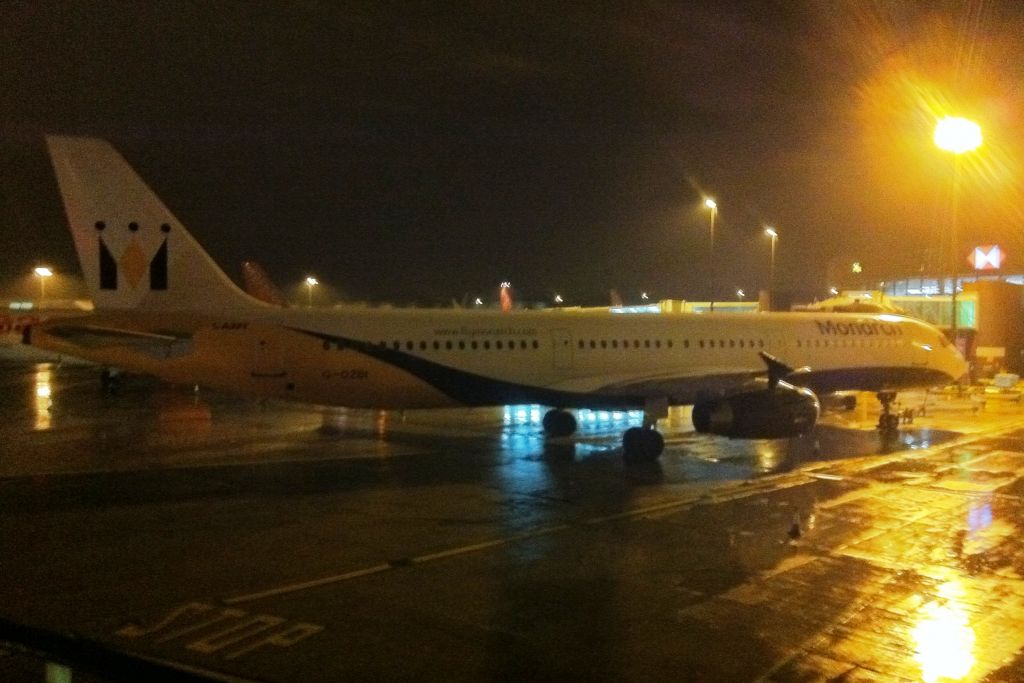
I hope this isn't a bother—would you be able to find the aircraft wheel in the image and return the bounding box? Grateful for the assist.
[542,409,577,437]
[623,427,664,463]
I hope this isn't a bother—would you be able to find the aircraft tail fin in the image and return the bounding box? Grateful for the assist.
[241,261,288,307]
[45,136,261,312]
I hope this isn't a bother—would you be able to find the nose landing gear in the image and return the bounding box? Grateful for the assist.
[877,390,900,434]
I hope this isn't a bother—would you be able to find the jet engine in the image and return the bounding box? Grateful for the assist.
[691,379,820,439]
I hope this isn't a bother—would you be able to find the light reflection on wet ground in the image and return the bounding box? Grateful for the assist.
[4,362,1024,681]
[1,362,966,482]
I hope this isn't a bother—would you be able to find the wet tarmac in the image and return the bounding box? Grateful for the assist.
[2,361,1024,681]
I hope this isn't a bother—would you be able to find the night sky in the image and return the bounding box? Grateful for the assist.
[3,1,1024,306]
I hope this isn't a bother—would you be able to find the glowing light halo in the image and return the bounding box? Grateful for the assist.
[934,116,982,154]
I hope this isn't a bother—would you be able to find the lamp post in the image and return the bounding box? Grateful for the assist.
[764,226,778,287]
[704,198,717,300]
[704,198,717,255]
[34,266,53,306]
[763,227,779,311]
[305,276,318,307]
[933,116,981,343]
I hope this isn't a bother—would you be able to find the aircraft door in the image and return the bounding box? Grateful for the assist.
[551,329,573,370]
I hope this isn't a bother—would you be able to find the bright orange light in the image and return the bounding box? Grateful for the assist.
[912,580,976,683]
[934,117,982,154]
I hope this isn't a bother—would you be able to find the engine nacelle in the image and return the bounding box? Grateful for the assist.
[692,380,820,439]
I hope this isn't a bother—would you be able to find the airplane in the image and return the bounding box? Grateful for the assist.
[0,261,276,367]
[0,307,93,364]
[241,260,288,307]
[26,136,968,461]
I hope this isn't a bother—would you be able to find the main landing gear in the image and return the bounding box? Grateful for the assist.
[542,398,667,463]
[542,409,577,437]
[623,397,667,463]
[622,426,664,463]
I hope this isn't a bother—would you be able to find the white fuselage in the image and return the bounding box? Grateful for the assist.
[32,306,966,410]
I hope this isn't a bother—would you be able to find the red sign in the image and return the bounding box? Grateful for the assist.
[968,245,1004,270]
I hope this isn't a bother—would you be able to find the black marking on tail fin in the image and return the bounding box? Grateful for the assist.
[150,239,168,290]
[99,237,117,290]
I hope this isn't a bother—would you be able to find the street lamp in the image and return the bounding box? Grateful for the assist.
[933,116,981,342]
[736,289,745,300]
[703,198,717,254]
[764,226,778,288]
[934,117,982,154]
[304,276,318,307]
[704,198,718,300]
[34,266,53,306]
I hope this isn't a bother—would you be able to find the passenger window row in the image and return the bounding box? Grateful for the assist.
[575,338,766,351]
[578,338,676,350]
[796,338,905,348]
[323,339,541,352]
[697,338,765,350]
[322,336,773,354]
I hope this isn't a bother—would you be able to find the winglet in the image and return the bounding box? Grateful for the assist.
[759,351,794,389]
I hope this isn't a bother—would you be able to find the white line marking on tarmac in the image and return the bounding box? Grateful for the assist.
[223,564,395,604]
[222,491,740,605]
[222,524,580,605]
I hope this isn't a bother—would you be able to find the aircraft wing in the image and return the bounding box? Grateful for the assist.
[587,353,812,402]
[42,324,194,359]
[595,369,759,402]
